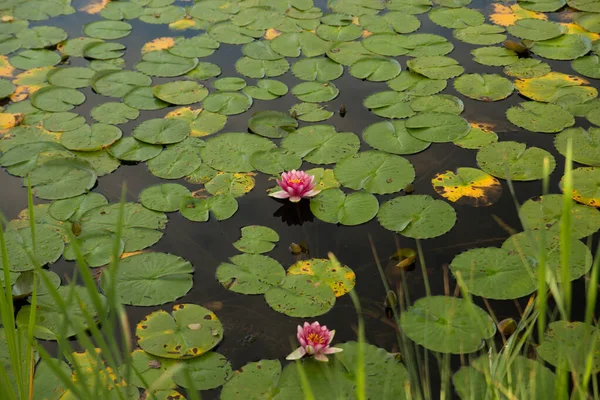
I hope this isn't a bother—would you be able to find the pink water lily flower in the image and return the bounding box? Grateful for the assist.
[269,170,320,202]
[286,321,343,362]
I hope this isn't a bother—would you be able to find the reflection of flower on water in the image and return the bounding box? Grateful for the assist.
[273,200,314,226]
[286,321,343,362]
[269,170,321,202]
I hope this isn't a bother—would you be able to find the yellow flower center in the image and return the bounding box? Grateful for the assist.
[306,332,326,344]
[288,178,303,184]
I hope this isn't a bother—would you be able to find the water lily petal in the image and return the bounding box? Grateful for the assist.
[313,352,329,362]
[328,329,335,344]
[270,190,291,199]
[289,196,302,202]
[324,346,343,354]
[303,189,321,198]
[286,346,307,360]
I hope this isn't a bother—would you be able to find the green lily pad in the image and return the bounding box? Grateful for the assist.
[264,274,336,317]
[536,321,600,373]
[454,74,514,102]
[360,12,421,34]
[152,81,208,105]
[410,94,464,114]
[16,26,67,49]
[0,224,64,271]
[139,5,186,24]
[520,194,600,238]
[92,70,152,98]
[0,34,22,56]
[292,81,339,103]
[349,56,401,81]
[506,101,575,133]
[472,46,518,66]
[84,42,126,60]
[289,102,333,122]
[271,31,332,58]
[453,124,499,149]
[251,149,302,175]
[362,33,410,56]
[220,360,281,400]
[45,67,94,89]
[363,120,431,155]
[503,59,552,79]
[30,86,85,112]
[216,253,285,294]
[63,230,124,268]
[74,150,120,177]
[235,56,289,79]
[233,225,279,254]
[281,125,360,164]
[60,124,121,153]
[248,111,298,139]
[287,257,355,297]
[507,18,566,41]
[378,195,456,238]
[400,296,496,354]
[406,112,470,142]
[9,49,60,70]
[326,42,374,65]
[363,91,414,119]
[316,22,362,41]
[31,358,71,400]
[185,62,222,80]
[519,0,566,10]
[561,167,600,207]
[449,248,536,299]
[168,35,219,58]
[568,0,600,12]
[407,56,464,79]
[80,202,167,252]
[49,192,108,222]
[126,349,177,390]
[83,20,132,40]
[172,351,232,390]
[477,141,555,181]
[205,172,255,197]
[531,34,592,60]
[202,92,252,115]
[429,7,485,29]
[180,195,238,222]
[100,1,144,20]
[387,71,447,96]
[133,118,190,145]
[16,286,107,340]
[208,22,263,45]
[201,132,275,172]
[136,50,198,77]
[147,140,202,180]
[108,137,162,162]
[572,54,600,79]
[137,304,223,359]
[292,57,343,81]
[185,164,218,185]
[91,102,139,125]
[334,151,415,194]
[102,252,193,306]
[514,72,597,104]
[140,183,191,212]
[213,77,246,91]
[242,40,283,61]
[453,24,506,45]
[28,158,96,200]
[555,127,600,166]
[243,79,288,100]
[0,141,73,177]
[503,231,593,282]
[124,86,169,110]
[310,188,379,226]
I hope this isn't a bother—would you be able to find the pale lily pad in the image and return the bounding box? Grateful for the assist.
[201,132,275,172]
[309,188,379,226]
[216,253,285,294]
[555,127,600,166]
[205,172,255,197]
[264,274,336,317]
[108,137,162,162]
[454,74,514,102]
[400,296,496,353]
[406,112,470,142]
[152,81,208,105]
[137,304,223,359]
[477,141,555,181]
[248,111,298,139]
[454,124,498,149]
[102,252,193,306]
[407,56,464,79]
[233,225,279,254]
[506,101,575,133]
[531,34,592,60]
[514,72,597,104]
[334,151,415,194]
[140,183,191,212]
[287,257,355,297]
[363,120,431,155]
[281,125,359,164]
[520,194,600,238]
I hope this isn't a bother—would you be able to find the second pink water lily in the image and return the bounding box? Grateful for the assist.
[269,170,320,202]
[286,321,342,362]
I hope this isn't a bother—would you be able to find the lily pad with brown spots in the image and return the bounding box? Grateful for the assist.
[432,167,502,207]
[287,258,356,297]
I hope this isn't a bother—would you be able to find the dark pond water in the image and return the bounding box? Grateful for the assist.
[0,0,598,398]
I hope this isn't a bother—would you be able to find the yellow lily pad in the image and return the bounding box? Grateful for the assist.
[490,4,546,26]
[287,258,355,297]
[432,167,502,207]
